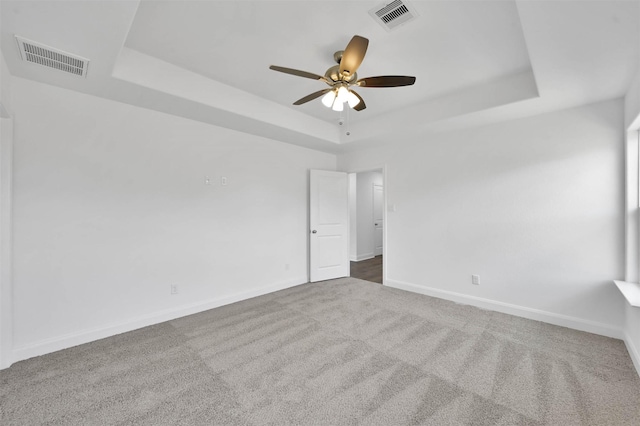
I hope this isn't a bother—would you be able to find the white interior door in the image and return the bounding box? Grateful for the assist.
[310,170,349,282]
[373,184,383,256]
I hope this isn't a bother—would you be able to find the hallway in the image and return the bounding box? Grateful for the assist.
[350,256,382,284]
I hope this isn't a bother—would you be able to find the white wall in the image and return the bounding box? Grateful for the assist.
[0,50,13,368]
[8,77,336,363]
[354,171,382,261]
[625,67,640,131]
[339,99,625,337]
[0,49,10,117]
[626,297,640,376]
[623,54,640,375]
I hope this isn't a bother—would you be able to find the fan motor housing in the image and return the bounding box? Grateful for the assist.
[324,64,357,83]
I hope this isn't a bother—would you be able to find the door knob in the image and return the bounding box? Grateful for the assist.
[312,230,317,234]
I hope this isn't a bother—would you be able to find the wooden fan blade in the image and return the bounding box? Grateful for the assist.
[339,35,369,77]
[351,90,366,111]
[269,65,326,81]
[293,88,332,105]
[357,76,416,87]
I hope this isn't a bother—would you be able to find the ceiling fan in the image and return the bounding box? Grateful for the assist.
[269,35,416,112]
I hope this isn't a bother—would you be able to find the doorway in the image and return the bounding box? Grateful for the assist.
[348,169,383,284]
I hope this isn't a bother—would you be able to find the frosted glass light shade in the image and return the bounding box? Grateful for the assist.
[321,91,336,108]
[332,100,344,112]
[346,91,360,108]
[336,86,349,103]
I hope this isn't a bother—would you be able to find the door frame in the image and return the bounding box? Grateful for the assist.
[345,165,388,285]
[372,183,383,257]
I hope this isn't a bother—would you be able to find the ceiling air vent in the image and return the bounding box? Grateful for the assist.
[369,0,419,31]
[15,36,89,78]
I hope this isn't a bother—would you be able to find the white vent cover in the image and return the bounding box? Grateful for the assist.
[15,36,89,77]
[369,0,419,31]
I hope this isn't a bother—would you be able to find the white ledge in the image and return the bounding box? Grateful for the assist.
[614,280,640,307]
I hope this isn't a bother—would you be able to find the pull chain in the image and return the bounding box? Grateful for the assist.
[337,104,351,137]
[345,103,351,137]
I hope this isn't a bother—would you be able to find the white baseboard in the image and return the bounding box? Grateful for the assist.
[350,253,375,262]
[385,279,623,340]
[624,332,640,378]
[9,277,307,367]
[9,276,632,373]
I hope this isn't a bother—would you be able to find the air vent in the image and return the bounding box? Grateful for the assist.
[369,0,419,31]
[15,36,89,78]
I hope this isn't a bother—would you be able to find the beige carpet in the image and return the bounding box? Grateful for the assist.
[1,277,639,425]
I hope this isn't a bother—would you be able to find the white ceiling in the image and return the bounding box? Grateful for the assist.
[1,1,638,154]
[125,0,531,121]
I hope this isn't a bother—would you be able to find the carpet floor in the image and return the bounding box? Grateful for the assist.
[1,277,639,425]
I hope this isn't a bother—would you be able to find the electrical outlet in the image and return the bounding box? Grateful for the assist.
[205,176,211,185]
[221,176,228,186]
[285,263,290,271]
[171,284,178,294]
[472,275,480,285]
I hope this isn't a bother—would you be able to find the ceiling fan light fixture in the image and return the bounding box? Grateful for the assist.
[336,86,349,103]
[269,35,415,114]
[321,91,336,108]
[346,91,360,108]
